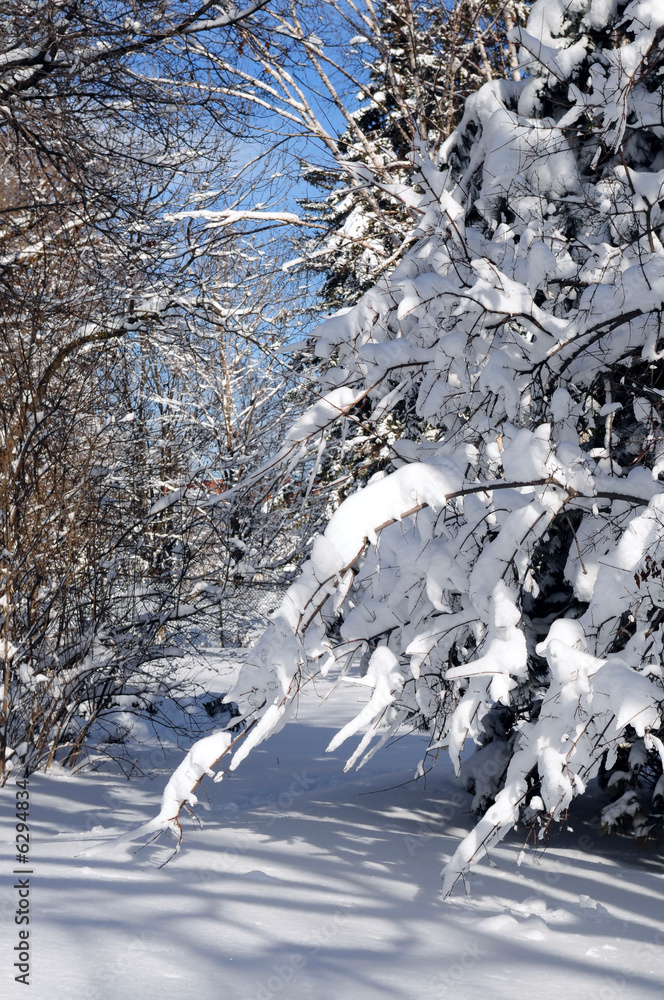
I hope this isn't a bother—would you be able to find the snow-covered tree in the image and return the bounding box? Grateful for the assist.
[299,0,528,310]
[141,0,664,889]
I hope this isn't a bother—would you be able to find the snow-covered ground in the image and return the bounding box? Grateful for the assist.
[2,654,664,1000]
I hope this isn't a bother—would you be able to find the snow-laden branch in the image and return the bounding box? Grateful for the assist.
[125,464,661,846]
[163,209,321,229]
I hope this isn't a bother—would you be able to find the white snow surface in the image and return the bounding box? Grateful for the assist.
[2,656,664,1000]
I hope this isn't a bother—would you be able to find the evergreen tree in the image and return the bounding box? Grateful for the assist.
[300,0,528,310]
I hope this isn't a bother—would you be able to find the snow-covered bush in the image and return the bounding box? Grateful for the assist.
[146,0,664,891]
